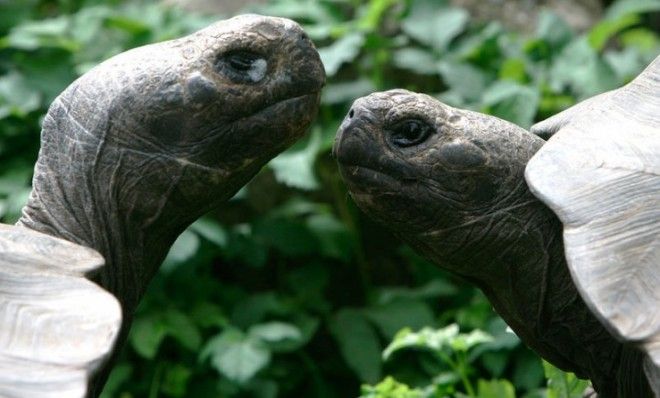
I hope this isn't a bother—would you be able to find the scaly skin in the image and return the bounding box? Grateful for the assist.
[333,90,651,397]
[17,15,325,395]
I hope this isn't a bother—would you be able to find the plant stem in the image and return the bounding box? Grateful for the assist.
[148,362,164,398]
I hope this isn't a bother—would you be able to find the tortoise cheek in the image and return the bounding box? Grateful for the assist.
[436,140,487,170]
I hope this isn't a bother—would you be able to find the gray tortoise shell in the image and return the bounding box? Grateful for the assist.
[525,55,660,393]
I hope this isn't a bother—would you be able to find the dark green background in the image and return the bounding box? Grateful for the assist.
[0,0,658,397]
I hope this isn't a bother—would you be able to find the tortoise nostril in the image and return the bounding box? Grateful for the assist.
[300,32,308,41]
[349,109,355,118]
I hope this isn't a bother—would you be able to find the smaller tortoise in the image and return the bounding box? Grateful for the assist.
[333,56,659,397]
[1,14,324,397]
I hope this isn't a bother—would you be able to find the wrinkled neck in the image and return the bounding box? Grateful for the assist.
[16,93,198,315]
[16,150,182,315]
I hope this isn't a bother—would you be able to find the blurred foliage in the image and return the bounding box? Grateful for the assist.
[0,0,658,397]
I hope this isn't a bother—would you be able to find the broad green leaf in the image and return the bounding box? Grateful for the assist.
[438,61,488,102]
[392,47,439,75]
[322,78,376,104]
[364,298,435,339]
[201,329,271,384]
[163,309,202,352]
[359,376,425,398]
[331,309,382,383]
[620,28,660,53]
[161,364,193,397]
[604,48,647,81]
[269,128,322,190]
[4,16,76,50]
[318,32,365,76]
[162,229,200,272]
[99,363,133,398]
[306,212,354,262]
[550,37,619,99]
[377,279,458,304]
[536,10,573,49]
[449,329,493,352]
[512,352,544,392]
[254,217,319,256]
[588,13,639,51]
[482,81,539,128]
[383,324,459,360]
[0,72,41,118]
[402,4,469,51]
[499,58,527,82]
[543,361,590,398]
[477,379,516,398]
[248,321,302,344]
[190,217,227,248]
[130,315,167,359]
[604,0,660,20]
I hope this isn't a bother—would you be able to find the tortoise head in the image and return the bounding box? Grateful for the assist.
[24,14,324,238]
[333,89,545,274]
[20,15,324,303]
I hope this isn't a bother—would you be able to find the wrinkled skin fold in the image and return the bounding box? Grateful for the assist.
[333,89,652,398]
[13,14,324,396]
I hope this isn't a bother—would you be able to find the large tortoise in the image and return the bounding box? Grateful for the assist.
[0,14,324,397]
[333,56,658,397]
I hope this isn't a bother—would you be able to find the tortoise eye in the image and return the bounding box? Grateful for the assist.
[216,50,267,83]
[226,51,259,71]
[390,119,433,147]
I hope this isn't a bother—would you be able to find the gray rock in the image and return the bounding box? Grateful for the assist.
[1,14,324,397]
[333,56,658,397]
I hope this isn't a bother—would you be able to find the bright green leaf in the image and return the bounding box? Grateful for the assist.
[477,379,516,398]
[318,32,365,76]
[201,329,271,384]
[130,315,167,359]
[269,128,322,190]
[402,4,469,51]
[331,309,382,383]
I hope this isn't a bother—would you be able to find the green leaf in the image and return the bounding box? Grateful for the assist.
[269,128,322,190]
[536,10,573,49]
[162,229,200,272]
[477,379,516,398]
[201,329,271,385]
[402,4,469,51]
[0,72,41,118]
[161,364,193,397]
[130,315,167,359]
[449,329,493,352]
[249,321,302,344]
[364,298,435,340]
[190,217,227,248]
[331,309,382,383]
[438,61,488,102]
[550,37,619,99]
[5,16,76,50]
[322,78,376,104]
[588,13,640,51]
[318,32,365,76]
[383,324,459,360]
[512,352,544,392]
[359,376,425,398]
[377,279,459,304]
[392,47,439,75]
[604,0,660,20]
[482,81,539,128]
[163,309,202,352]
[543,361,590,398]
[306,212,354,262]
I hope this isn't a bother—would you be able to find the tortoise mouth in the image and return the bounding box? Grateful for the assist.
[338,164,401,194]
[176,91,320,171]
